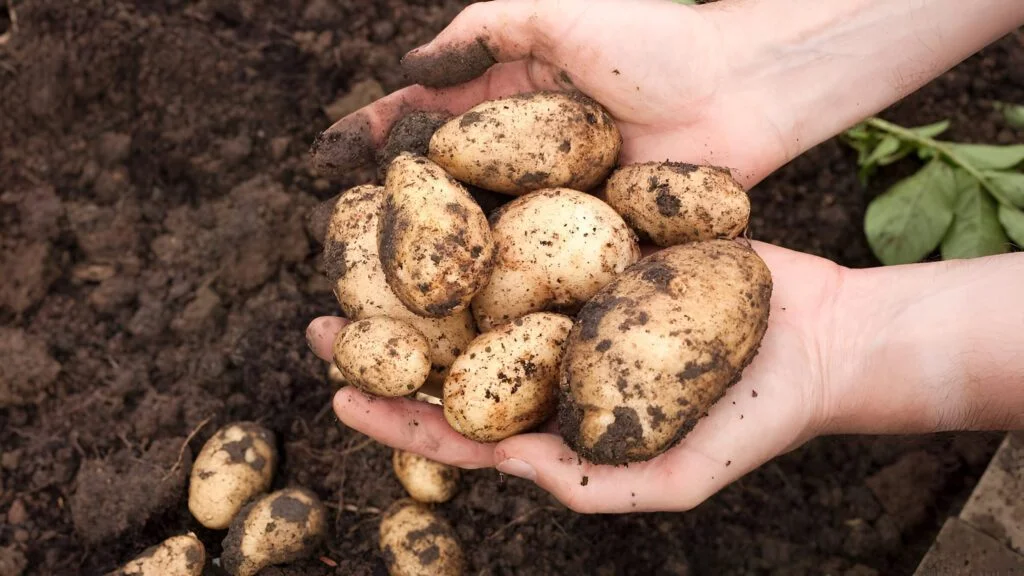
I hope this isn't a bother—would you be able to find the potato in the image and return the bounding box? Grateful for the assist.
[379,499,465,576]
[323,184,478,388]
[444,312,573,442]
[188,422,277,530]
[333,316,431,397]
[378,152,496,317]
[604,162,750,246]
[471,188,640,331]
[559,240,772,465]
[220,487,328,576]
[392,449,460,503]
[327,361,345,387]
[111,533,205,576]
[428,91,621,196]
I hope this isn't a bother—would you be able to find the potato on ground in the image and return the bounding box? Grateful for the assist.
[392,449,460,503]
[378,153,495,317]
[444,312,573,442]
[428,91,621,195]
[604,162,750,246]
[111,533,205,576]
[333,316,431,397]
[379,499,464,576]
[559,240,772,465]
[471,188,640,331]
[220,487,328,576]
[188,422,277,530]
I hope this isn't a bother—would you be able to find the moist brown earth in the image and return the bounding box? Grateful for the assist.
[0,1,1020,575]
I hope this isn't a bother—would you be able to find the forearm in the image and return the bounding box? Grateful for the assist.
[826,253,1024,435]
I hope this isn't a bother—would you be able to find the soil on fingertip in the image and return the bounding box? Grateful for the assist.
[0,0,1020,575]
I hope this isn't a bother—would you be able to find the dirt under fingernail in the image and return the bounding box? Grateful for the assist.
[401,37,496,89]
[310,113,375,175]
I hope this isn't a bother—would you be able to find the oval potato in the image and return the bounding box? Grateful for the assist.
[392,449,460,503]
[220,487,328,576]
[378,153,496,317]
[559,240,772,465]
[604,162,750,246]
[471,188,640,331]
[428,91,621,195]
[112,533,205,576]
[188,422,277,530]
[379,499,465,576]
[333,317,431,397]
[444,312,573,442]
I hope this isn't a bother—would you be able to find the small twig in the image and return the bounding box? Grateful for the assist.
[163,417,211,480]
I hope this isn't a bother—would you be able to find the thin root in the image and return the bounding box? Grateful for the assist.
[163,416,212,481]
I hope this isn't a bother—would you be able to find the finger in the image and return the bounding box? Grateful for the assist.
[306,316,348,362]
[333,386,495,469]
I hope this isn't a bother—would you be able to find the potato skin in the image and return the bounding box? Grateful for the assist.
[323,184,478,387]
[378,153,496,317]
[392,449,460,503]
[113,533,205,576]
[604,162,750,246]
[188,422,277,530]
[333,317,431,397]
[220,487,327,576]
[428,91,621,195]
[444,312,573,442]
[558,240,772,465]
[379,499,464,576]
[471,188,640,331]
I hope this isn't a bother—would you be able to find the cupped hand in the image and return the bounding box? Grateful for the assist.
[309,0,793,188]
[306,241,846,513]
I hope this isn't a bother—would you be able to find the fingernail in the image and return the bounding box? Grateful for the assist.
[496,458,536,481]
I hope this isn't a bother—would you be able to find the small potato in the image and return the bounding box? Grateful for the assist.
[559,240,772,465]
[378,152,496,318]
[379,499,465,576]
[110,533,205,576]
[188,422,277,530]
[392,449,460,503]
[604,162,750,246]
[428,91,621,195]
[220,487,328,576]
[444,312,573,442]
[333,317,431,397]
[327,362,345,387]
[471,188,640,331]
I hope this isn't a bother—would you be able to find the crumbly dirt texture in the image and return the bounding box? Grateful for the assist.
[0,0,1020,574]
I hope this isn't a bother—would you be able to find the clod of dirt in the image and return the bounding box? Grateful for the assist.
[0,327,61,407]
[89,274,139,314]
[401,38,496,88]
[93,167,133,205]
[325,78,385,122]
[97,132,132,166]
[376,110,451,181]
[0,546,27,576]
[0,240,59,314]
[6,184,63,241]
[865,450,945,531]
[66,200,142,263]
[170,286,224,335]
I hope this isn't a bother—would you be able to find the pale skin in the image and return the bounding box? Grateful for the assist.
[306,0,1024,513]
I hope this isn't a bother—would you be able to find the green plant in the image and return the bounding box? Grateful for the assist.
[843,113,1024,265]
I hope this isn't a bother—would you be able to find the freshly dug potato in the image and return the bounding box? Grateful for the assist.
[333,316,431,397]
[559,240,772,465]
[188,422,277,530]
[220,487,328,576]
[111,533,205,576]
[471,189,640,331]
[444,312,573,442]
[604,162,750,246]
[378,153,496,318]
[392,449,460,503]
[327,361,345,387]
[323,184,478,388]
[428,91,621,195]
[379,499,465,576]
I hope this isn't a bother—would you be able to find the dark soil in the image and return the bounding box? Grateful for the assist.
[0,1,1020,575]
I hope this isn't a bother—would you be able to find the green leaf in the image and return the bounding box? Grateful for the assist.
[944,143,1024,170]
[910,119,951,138]
[997,205,1024,248]
[865,135,901,166]
[864,159,957,265]
[982,171,1024,208]
[995,102,1024,129]
[940,182,1009,260]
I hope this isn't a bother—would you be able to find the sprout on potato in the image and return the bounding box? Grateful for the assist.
[220,487,328,576]
[392,449,460,503]
[333,316,432,397]
[379,498,465,576]
[111,533,205,576]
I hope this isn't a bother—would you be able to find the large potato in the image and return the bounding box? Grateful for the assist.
[112,533,205,576]
[428,91,621,195]
[471,188,640,331]
[378,153,496,317]
[188,422,277,530]
[220,487,328,576]
[379,499,464,576]
[604,162,750,246]
[323,184,478,389]
[559,240,772,465]
[392,449,460,503]
[444,312,573,442]
[333,316,431,397]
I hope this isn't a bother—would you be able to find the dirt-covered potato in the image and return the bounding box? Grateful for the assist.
[111,533,205,576]
[443,312,573,442]
[188,422,277,530]
[559,240,772,465]
[379,499,465,576]
[333,316,431,397]
[323,184,478,388]
[378,152,496,317]
[220,487,328,576]
[471,188,640,331]
[604,162,750,246]
[392,449,460,503]
[428,91,621,195]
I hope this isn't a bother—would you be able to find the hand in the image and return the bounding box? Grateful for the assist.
[306,241,846,513]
